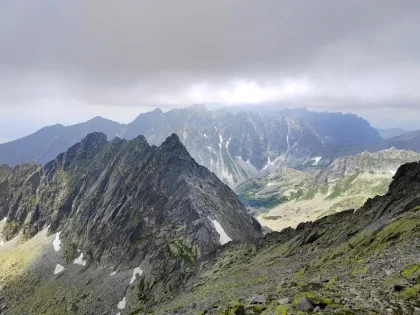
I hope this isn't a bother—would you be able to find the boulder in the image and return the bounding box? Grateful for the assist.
[295,297,314,312]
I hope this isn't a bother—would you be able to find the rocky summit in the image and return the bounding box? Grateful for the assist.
[0,132,262,314]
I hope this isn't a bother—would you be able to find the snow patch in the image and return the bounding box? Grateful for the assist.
[267,182,273,187]
[226,137,232,149]
[130,267,144,284]
[73,253,87,266]
[117,297,126,310]
[262,155,282,170]
[211,220,232,245]
[54,264,64,275]
[0,240,4,246]
[110,271,117,276]
[203,133,208,139]
[312,157,322,165]
[3,217,7,222]
[53,232,61,251]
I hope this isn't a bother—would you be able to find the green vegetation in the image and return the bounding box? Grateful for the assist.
[166,237,200,267]
[292,291,332,306]
[62,243,78,263]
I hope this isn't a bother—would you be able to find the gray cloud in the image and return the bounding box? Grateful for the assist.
[1,0,420,136]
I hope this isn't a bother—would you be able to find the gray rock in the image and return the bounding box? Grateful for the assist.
[249,294,267,305]
[313,306,321,313]
[295,297,314,312]
[278,297,291,305]
[234,306,245,315]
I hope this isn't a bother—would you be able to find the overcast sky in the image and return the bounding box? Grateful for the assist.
[1,1,420,142]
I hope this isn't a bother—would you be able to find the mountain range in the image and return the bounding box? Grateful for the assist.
[377,128,412,139]
[0,105,385,188]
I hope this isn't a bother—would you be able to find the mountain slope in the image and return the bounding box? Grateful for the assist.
[0,117,125,166]
[377,127,411,139]
[157,160,420,314]
[0,132,261,314]
[275,107,383,146]
[237,148,420,231]
[384,129,420,152]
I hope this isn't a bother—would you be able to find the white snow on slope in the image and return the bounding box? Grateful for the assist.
[226,137,232,149]
[0,240,4,246]
[73,253,87,266]
[117,297,126,310]
[3,217,7,222]
[312,157,322,165]
[54,264,64,275]
[130,267,144,284]
[53,232,61,251]
[211,220,232,245]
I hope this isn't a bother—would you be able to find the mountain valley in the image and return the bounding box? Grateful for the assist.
[238,148,420,231]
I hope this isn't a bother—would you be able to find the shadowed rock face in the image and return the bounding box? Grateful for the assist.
[0,132,262,305]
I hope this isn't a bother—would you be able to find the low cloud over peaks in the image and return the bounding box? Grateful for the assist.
[1,1,420,136]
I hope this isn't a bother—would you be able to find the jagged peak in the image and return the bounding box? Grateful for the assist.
[158,133,191,159]
[80,132,108,146]
[160,133,183,150]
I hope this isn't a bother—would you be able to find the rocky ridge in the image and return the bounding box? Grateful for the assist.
[0,132,261,314]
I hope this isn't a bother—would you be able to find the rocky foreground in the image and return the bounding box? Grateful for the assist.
[1,134,420,314]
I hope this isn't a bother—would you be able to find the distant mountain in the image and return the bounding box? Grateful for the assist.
[237,148,420,231]
[276,108,382,146]
[377,127,411,139]
[383,129,420,152]
[0,105,383,188]
[0,117,125,166]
